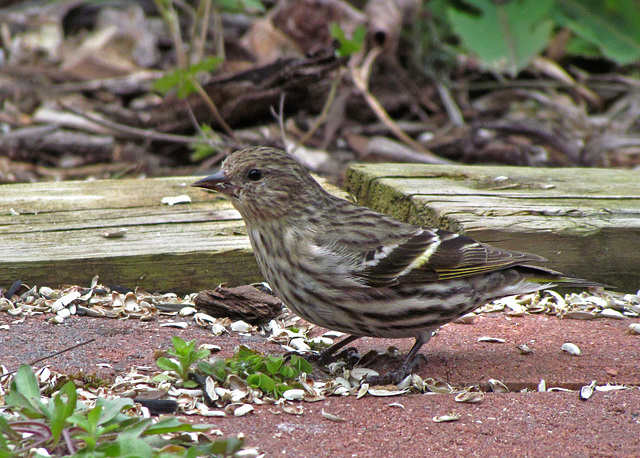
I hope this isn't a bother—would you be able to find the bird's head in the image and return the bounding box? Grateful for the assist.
[192,147,326,224]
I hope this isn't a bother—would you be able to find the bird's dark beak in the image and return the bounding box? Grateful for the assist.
[192,170,238,196]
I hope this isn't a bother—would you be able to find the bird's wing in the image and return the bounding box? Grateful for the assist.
[354,228,547,288]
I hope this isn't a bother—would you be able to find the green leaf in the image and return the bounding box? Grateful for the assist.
[5,364,49,419]
[188,56,224,75]
[193,348,211,361]
[144,418,212,436]
[113,436,153,456]
[49,381,78,444]
[552,0,640,64]
[153,57,223,99]
[247,373,276,393]
[264,356,283,375]
[448,0,554,75]
[156,357,181,373]
[279,365,296,379]
[213,0,265,13]
[170,336,191,355]
[330,23,366,57]
[235,345,257,360]
[198,359,228,383]
[94,397,134,426]
[289,355,313,374]
[206,435,245,456]
[152,70,185,94]
[274,384,292,398]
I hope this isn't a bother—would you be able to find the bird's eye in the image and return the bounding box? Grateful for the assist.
[247,169,262,181]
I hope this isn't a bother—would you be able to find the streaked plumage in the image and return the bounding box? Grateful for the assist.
[193,147,597,384]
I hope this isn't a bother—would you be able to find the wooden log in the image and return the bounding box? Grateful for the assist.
[346,164,640,292]
[194,285,283,325]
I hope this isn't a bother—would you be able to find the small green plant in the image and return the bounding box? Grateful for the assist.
[156,336,211,388]
[198,346,313,399]
[153,57,223,98]
[190,124,223,161]
[1,364,245,457]
[329,22,366,57]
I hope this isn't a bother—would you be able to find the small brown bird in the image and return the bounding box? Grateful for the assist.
[193,147,596,384]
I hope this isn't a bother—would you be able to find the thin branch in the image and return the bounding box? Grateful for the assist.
[436,81,464,127]
[60,104,212,144]
[0,338,96,381]
[270,92,287,146]
[292,68,343,153]
[350,47,451,164]
[189,76,238,141]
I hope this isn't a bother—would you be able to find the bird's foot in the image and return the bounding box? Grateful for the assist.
[363,354,426,386]
[290,345,360,367]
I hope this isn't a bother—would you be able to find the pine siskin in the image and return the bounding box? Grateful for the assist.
[193,147,597,384]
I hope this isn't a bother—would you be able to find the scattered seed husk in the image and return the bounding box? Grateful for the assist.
[159,322,188,329]
[210,323,227,335]
[282,389,305,401]
[425,379,454,394]
[579,381,597,400]
[563,310,597,320]
[322,331,346,338]
[599,308,624,320]
[321,409,345,422]
[367,387,409,397]
[357,383,369,399]
[350,368,379,381]
[229,404,254,417]
[488,379,509,393]
[478,336,506,343]
[455,390,484,403]
[281,402,304,415]
[595,384,628,392]
[628,323,640,334]
[385,346,401,358]
[161,195,191,205]
[561,343,581,356]
[102,228,127,238]
[388,402,405,409]
[455,312,477,324]
[516,344,533,355]
[230,320,252,332]
[433,413,460,423]
[538,379,546,392]
[179,306,197,316]
[289,337,311,351]
[309,336,334,346]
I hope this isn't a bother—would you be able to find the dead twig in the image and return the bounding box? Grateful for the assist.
[60,104,214,144]
[190,76,238,141]
[292,68,343,153]
[350,47,451,164]
[0,338,96,381]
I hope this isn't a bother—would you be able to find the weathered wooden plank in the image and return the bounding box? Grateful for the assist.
[346,164,640,292]
[0,177,257,293]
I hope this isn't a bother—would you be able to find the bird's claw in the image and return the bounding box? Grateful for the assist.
[363,354,425,386]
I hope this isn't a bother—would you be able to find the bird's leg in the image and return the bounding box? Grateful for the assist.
[365,332,432,386]
[304,334,361,365]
